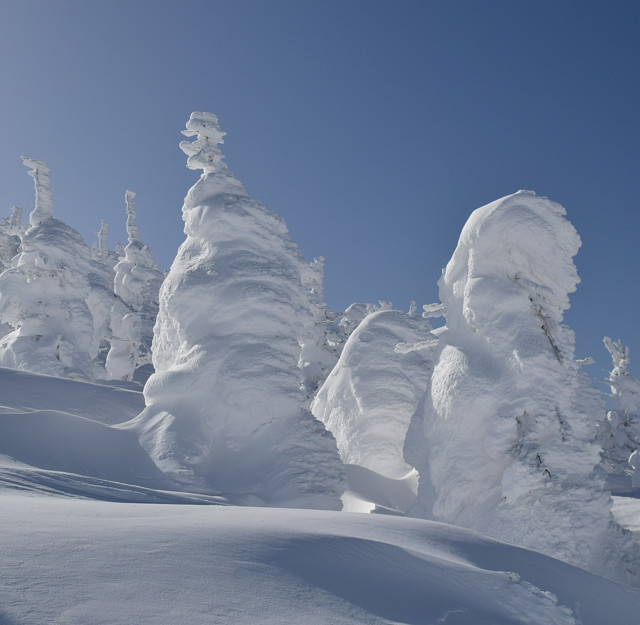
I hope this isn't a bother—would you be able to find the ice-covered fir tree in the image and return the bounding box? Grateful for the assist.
[127,112,345,508]
[106,191,162,381]
[410,191,637,582]
[0,158,96,379]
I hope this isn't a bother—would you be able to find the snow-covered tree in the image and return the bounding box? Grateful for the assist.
[105,191,163,382]
[86,219,127,379]
[409,190,637,582]
[312,307,436,482]
[598,337,640,476]
[0,158,96,379]
[297,257,347,407]
[127,112,345,508]
[8,205,23,232]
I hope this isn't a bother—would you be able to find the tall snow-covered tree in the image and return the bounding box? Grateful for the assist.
[409,190,637,582]
[598,337,640,476]
[0,158,96,379]
[105,190,163,382]
[127,112,345,508]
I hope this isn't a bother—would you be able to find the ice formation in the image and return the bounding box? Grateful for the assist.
[128,112,345,508]
[312,307,437,480]
[411,190,637,581]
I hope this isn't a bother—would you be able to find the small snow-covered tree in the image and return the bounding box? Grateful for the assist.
[0,158,96,379]
[86,219,126,379]
[127,112,345,508]
[298,257,346,406]
[106,190,163,382]
[598,337,640,476]
[411,190,637,582]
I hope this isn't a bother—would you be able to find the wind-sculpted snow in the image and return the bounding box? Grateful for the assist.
[312,308,437,483]
[412,190,639,582]
[129,112,345,509]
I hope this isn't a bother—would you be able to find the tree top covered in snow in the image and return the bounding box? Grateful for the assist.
[180,111,228,174]
[125,190,139,244]
[21,156,53,227]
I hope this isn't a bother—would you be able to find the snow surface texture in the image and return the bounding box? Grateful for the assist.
[129,112,345,509]
[6,494,640,625]
[312,308,437,484]
[408,190,638,582]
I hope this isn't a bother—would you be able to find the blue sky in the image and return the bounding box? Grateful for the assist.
[1,0,639,377]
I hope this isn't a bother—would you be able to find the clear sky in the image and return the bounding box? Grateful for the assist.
[1,0,639,377]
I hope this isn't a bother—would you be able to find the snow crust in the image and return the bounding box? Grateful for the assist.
[411,190,637,580]
[130,113,345,509]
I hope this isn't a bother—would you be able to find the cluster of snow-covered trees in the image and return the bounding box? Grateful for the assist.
[5,112,640,585]
[0,157,163,382]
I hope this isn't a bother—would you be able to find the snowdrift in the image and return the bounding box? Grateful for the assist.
[3,494,640,625]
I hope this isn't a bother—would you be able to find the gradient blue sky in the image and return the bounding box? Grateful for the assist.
[1,0,639,377]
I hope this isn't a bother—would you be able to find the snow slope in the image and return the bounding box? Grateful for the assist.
[4,494,640,625]
[0,365,143,425]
